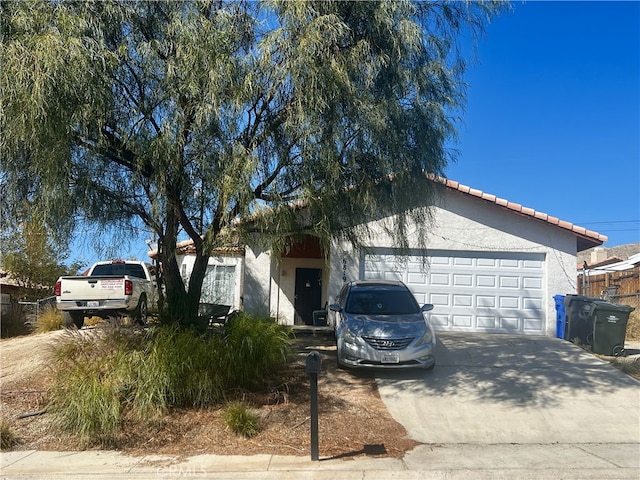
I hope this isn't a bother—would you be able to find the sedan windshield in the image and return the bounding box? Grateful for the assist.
[345,289,420,315]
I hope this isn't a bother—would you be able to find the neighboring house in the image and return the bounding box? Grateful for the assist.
[155,177,606,337]
[577,249,640,301]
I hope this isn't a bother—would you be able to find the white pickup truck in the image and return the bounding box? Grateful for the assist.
[55,260,157,328]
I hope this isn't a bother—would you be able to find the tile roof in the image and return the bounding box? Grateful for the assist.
[148,176,607,259]
[434,176,607,251]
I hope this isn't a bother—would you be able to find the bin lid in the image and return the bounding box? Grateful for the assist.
[563,294,601,305]
[590,301,635,313]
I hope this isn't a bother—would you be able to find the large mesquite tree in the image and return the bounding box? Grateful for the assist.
[1,0,504,326]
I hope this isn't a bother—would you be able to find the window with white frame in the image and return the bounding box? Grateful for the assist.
[201,265,236,306]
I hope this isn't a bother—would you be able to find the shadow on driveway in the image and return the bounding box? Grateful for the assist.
[373,332,640,444]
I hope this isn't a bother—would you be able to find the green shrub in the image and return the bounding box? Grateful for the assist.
[223,402,260,438]
[49,315,291,444]
[35,307,64,333]
[0,418,19,450]
[128,326,224,416]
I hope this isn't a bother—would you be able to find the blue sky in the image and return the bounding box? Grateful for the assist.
[446,0,639,248]
[72,0,639,267]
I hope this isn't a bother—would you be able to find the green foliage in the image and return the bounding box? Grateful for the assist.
[35,307,64,333]
[0,220,84,301]
[1,1,506,324]
[0,418,19,450]
[223,402,261,438]
[219,313,293,390]
[49,314,290,444]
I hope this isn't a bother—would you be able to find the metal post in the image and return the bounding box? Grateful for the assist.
[310,370,319,461]
[305,351,321,461]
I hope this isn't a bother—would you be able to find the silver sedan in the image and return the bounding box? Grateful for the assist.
[330,281,436,370]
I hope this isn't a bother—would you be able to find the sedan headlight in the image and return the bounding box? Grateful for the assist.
[413,325,435,347]
[341,328,359,345]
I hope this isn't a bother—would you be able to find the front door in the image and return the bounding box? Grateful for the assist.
[294,268,322,325]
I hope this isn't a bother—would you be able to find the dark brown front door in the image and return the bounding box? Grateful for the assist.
[294,268,322,325]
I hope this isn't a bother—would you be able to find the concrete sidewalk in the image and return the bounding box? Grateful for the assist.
[2,443,639,479]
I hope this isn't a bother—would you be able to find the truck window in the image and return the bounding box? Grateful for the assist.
[91,263,146,278]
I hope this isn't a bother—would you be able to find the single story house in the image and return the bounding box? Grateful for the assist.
[157,177,606,336]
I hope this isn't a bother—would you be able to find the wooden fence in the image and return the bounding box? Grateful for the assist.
[578,266,640,310]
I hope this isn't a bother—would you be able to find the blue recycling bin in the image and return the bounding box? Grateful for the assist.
[553,295,566,339]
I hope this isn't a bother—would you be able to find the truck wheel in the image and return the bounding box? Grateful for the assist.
[63,311,85,329]
[135,296,148,325]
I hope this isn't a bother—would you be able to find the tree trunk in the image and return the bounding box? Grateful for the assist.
[158,231,212,327]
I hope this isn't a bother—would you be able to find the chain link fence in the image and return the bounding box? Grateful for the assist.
[1,296,57,337]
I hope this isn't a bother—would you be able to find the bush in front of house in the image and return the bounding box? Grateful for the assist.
[218,313,293,390]
[35,307,65,333]
[48,313,292,445]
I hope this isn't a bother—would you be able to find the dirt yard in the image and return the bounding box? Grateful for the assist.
[0,327,418,459]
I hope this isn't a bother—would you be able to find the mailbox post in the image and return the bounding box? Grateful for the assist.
[305,350,321,461]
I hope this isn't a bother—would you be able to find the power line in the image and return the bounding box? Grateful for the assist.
[575,220,639,225]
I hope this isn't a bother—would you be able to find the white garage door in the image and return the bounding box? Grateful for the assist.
[362,249,546,334]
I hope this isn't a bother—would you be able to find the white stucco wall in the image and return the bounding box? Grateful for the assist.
[242,245,328,325]
[272,257,327,325]
[242,243,273,317]
[328,189,579,336]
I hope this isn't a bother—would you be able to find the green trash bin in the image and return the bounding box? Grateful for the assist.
[590,301,635,356]
[564,295,599,344]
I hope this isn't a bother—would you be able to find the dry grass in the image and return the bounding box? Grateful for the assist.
[624,307,640,341]
[0,418,19,450]
[34,308,64,333]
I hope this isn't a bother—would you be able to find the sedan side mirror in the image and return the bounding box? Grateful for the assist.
[421,304,434,312]
[329,303,342,312]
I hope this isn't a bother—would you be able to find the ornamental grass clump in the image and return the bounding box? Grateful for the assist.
[49,314,291,445]
[223,402,261,438]
[218,313,293,390]
[35,307,64,333]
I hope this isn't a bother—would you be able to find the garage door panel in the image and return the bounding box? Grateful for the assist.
[523,277,543,289]
[453,294,473,307]
[407,272,427,284]
[431,256,451,266]
[477,258,497,267]
[430,273,450,285]
[500,316,520,330]
[430,293,450,306]
[523,259,544,269]
[524,318,544,331]
[499,296,519,309]
[477,295,496,308]
[430,314,450,328]
[453,257,473,267]
[383,271,402,282]
[500,259,520,268]
[453,315,473,328]
[453,274,473,286]
[477,316,497,328]
[364,250,545,335]
[499,276,520,288]
[523,297,543,310]
[477,275,497,288]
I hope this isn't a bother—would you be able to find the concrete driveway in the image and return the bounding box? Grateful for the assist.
[375,332,640,445]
